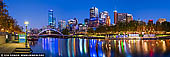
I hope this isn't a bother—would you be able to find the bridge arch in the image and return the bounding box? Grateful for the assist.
[38,29,63,36]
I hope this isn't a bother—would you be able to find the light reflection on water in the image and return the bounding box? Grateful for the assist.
[29,38,170,57]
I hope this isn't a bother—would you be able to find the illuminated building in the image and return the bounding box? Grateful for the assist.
[148,19,154,31]
[99,11,109,26]
[58,20,66,32]
[114,10,118,24]
[106,16,111,26]
[84,18,89,25]
[78,23,87,32]
[99,12,105,25]
[117,13,127,23]
[157,18,166,24]
[68,18,78,33]
[90,7,98,19]
[48,9,56,28]
[127,14,133,23]
[89,7,99,27]
[84,19,89,32]
[114,10,133,24]
[136,20,146,31]
[148,19,153,25]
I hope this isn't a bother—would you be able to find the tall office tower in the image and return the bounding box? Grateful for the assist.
[99,12,105,25]
[114,10,118,24]
[89,7,99,27]
[99,11,109,25]
[90,7,99,18]
[53,17,56,27]
[106,16,111,26]
[48,9,56,28]
[58,20,66,32]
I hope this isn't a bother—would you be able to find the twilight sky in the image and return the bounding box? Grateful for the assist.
[4,0,170,28]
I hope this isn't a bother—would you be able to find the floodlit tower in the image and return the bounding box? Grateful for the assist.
[114,10,118,24]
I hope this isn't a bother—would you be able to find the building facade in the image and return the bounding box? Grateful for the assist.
[127,14,133,23]
[68,18,78,33]
[78,23,88,32]
[114,10,133,24]
[157,18,166,24]
[114,10,118,24]
[106,16,111,26]
[48,9,56,28]
[99,11,110,26]
[58,20,66,32]
[89,7,99,27]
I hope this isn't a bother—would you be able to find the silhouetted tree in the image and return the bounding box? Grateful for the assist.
[62,28,70,35]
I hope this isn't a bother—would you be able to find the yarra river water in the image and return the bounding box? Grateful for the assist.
[29,38,170,57]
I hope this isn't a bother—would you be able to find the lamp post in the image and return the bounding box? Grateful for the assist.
[24,21,29,48]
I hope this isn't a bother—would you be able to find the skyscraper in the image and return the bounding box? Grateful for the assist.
[58,20,66,32]
[99,12,105,25]
[48,9,56,28]
[89,7,99,27]
[114,10,118,24]
[90,7,98,19]
[99,11,110,26]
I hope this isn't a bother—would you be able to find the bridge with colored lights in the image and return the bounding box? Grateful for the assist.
[28,28,66,38]
[28,28,105,39]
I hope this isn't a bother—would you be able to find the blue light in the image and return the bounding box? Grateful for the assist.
[98,41,104,57]
[67,39,71,57]
[90,18,97,21]
[79,39,83,54]
[84,39,87,54]
[90,40,97,57]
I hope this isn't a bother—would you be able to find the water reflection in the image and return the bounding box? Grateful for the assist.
[29,38,170,57]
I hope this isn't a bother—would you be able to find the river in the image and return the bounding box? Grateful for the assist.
[29,38,170,57]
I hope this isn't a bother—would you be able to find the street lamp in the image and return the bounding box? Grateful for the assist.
[24,21,29,48]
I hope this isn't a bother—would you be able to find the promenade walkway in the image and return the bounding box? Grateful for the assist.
[0,43,29,53]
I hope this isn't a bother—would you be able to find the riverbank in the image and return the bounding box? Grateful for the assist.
[0,43,30,53]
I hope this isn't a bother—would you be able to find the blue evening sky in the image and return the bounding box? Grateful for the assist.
[4,0,170,28]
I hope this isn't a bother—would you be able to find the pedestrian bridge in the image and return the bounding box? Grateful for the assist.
[28,29,64,37]
[38,29,63,36]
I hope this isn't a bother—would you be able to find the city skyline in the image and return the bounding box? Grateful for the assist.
[5,0,170,28]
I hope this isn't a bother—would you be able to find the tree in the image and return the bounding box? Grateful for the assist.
[0,1,22,33]
[96,25,106,33]
[62,28,70,35]
[87,28,94,33]
[162,21,170,32]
